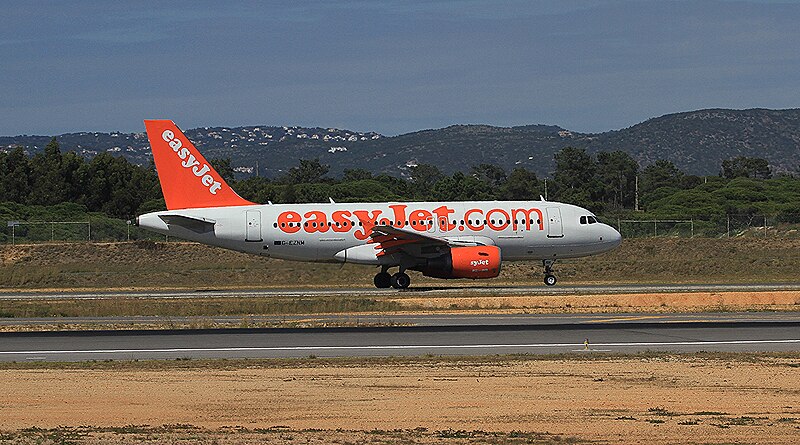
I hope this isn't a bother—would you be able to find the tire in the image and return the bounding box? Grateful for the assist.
[390,272,411,289]
[544,274,557,286]
[374,272,391,288]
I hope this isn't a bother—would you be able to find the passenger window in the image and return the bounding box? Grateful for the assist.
[580,216,587,225]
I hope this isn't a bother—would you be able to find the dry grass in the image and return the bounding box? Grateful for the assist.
[2,238,800,291]
[0,426,584,445]
[0,290,797,322]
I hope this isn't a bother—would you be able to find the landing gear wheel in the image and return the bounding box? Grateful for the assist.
[390,272,411,289]
[542,259,557,286]
[374,272,391,288]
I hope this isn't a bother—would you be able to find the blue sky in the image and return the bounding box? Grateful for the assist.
[1,0,799,136]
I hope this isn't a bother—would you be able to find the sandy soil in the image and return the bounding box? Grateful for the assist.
[1,356,798,444]
[390,290,800,313]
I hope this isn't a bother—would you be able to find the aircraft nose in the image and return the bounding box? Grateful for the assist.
[604,225,622,249]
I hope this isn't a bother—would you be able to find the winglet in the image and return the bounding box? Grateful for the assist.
[144,120,254,210]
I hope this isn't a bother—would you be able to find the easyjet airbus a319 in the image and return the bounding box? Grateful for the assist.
[136,120,622,288]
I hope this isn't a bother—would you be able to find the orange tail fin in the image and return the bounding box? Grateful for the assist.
[144,120,254,210]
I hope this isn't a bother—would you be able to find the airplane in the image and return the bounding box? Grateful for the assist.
[135,120,622,289]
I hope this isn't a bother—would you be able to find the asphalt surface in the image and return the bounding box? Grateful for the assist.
[2,283,800,300]
[1,312,798,362]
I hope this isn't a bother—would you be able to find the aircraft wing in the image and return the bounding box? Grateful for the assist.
[369,224,475,257]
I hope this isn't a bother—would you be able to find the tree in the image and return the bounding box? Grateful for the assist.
[81,153,160,218]
[209,158,236,184]
[285,159,329,184]
[640,160,684,194]
[721,157,772,180]
[431,172,495,201]
[501,168,540,200]
[552,147,602,209]
[553,147,596,190]
[596,151,638,209]
[1,147,32,203]
[60,151,87,203]
[470,164,507,188]
[343,168,373,182]
[28,137,67,205]
[408,163,443,198]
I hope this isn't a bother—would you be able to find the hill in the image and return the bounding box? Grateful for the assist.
[2,108,799,178]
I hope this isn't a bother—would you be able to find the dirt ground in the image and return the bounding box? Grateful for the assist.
[1,355,798,444]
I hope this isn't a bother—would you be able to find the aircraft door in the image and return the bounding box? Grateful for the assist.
[546,207,563,238]
[246,210,262,242]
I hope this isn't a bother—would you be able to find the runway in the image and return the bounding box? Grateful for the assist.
[2,283,800,300]
[1,312,798,362]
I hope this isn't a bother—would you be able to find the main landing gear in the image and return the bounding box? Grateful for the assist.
[543,259,557,286]
[374,266,410,289]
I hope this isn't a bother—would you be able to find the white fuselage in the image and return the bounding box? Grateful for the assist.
[137,200,622,263]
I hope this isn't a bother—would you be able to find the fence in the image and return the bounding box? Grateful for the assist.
[614,214,798,238]
[3,219,168,244]
[4,214,800,244]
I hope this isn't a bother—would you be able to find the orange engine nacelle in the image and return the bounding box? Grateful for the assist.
[417,246,501,279]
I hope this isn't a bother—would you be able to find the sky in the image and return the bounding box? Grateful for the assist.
[1,0,799,136]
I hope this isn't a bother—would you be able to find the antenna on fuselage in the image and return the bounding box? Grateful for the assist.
[540,195,546,201]
[329,197,336,204]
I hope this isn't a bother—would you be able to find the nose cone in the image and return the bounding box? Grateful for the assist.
[603,225,622,250]
[334,249,347,263]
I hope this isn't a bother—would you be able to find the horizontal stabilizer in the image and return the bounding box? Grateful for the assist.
[158,215,216,234]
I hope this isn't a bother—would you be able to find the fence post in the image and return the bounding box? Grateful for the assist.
[690,219,694,237]
[88,219,91,242]
[654,219,657,237]
[764,215,767,237]
[727,215,730,237]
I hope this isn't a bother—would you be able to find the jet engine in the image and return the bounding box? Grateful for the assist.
[415,246,501,279]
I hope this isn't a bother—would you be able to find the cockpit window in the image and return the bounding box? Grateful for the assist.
[580,215,598,225]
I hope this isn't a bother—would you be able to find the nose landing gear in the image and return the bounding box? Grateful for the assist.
[543,259,557,286]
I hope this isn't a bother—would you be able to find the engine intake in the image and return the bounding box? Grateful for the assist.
[415,246,501,279]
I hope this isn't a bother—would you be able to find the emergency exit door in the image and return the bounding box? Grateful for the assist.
[546,207,563,238]
[246,210,262,242]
